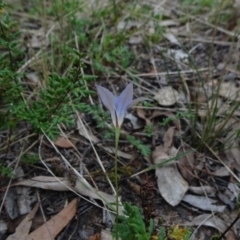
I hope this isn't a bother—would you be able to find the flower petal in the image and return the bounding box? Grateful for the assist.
[111,110,118,128]
[114,82,134,127]
[114,111,125,128]
[96,85,116,113]
[115,82,133,111]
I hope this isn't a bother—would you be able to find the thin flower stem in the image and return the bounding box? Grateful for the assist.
[114,127,120,240]
[111,0,118,19]
[95,82,148,239]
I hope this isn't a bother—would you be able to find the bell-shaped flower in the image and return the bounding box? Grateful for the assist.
[96,82,148,128]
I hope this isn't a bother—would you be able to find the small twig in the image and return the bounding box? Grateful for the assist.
[135,68,211,77]
[217,213,240,240]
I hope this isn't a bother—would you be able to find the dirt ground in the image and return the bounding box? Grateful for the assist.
[1,0,240,240]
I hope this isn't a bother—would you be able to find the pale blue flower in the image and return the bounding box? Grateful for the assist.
[96,82,148,128]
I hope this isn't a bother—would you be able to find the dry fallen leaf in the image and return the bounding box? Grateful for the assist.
[228,183,240,200]
[187,214,237,240]
[163,32,181,46]
[155,165,188,206]
[182,194,226,212]
[16,186,37,215]
[26,198,77,240]
[151,126,188,206]
[88,233,100,240]
[15,176,117,205]
[54,136,74,148]
[14,176,123,214]
[125,113,144,129]
[0,221,7,236]
[177,147,195,183]
[4,188,19,220]
[136,107,151,125]
[189,186,216,195]
[154,86,180,106]
[7,203,39,240]
[224,130,240,167]
[212,167,230,177]
[218,81,240,101]
[163,126,175,150]
[197,98,225,118]
[100,229,112,240]
[166,49,189,63]
[4,186,37,220]
[127,180,141,196]
[152,146,188,206]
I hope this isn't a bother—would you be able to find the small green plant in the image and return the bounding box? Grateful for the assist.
[127,135,151,157]
[1,50,95,139]
[112,202,154,240]
[158,227,166,240]
[159,111,194,126]
[10,61,95,139]
[89,35,133,73]
[143,123,153,137]
[144,20,165,44]
[0,9,25,130]
[85,105,111,129]
[0,1,4,10]
[0,7,96,140]
[20,153,39,165]
[142,101,155,108]
[102,129,115,139]
[180,0,218,14]
[167,225,192,240]
[210,235,220,240]
[0,163,13,178]
[112,203,192,240]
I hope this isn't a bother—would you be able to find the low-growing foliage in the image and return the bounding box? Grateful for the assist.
[20,153,39,165]
[102,129,115,139]
[0,7,96,140]
[7,59,95,139]
[112,202,154,240]
[112,203,192,240]
[0,163,13,178]
[143,123,153,137]
[159,111,194,127]
[86,105,111,129]
[167,225,192,240]
[127,135,151,157]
